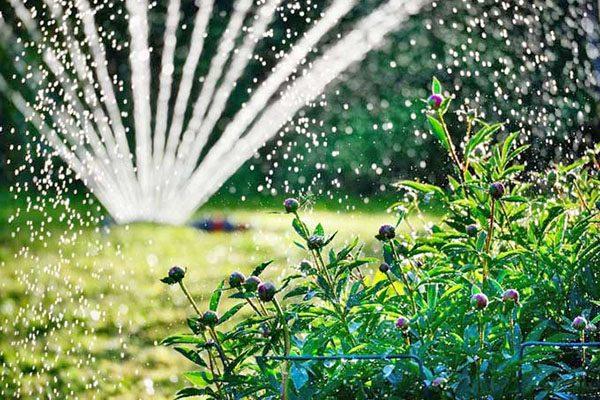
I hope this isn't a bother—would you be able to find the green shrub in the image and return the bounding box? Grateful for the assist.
[161,78,599,399]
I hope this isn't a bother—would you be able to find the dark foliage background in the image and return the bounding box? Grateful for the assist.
[0,0,598,203]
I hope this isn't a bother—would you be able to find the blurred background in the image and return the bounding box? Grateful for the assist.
[0,0,598,398]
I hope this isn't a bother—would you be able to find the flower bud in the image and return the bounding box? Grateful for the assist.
[244,276,261,292]
[431,377,446,387]
[283,198,299,213]
[257,282,277,302]
[471,293,489,310]
[489,182,505,200]
[465,224,478,237]
[571,316,587,331]
[202,310,218,328]
[428,94,443,109]
[307,235,325,250]
[260,323,271,338]
[168,265,185,283]
[396,316,410,331]
[228,271,245,288]
[501,289,519,305]
[378,224,396,240]
[379,262,390,273]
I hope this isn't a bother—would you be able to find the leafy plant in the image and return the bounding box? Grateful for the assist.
[160,78,599,399]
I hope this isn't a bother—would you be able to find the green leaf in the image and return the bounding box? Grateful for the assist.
[440,97,452,115]
[465,122,502,157]
[284,285,309,299]
[432,76,442,94]
[427,115,450,151]
[313,223,325,236]
[218,303,245,325]
[292,218,307,239]
[174,347,207,367]
[501,131,520,162]
[290,363,309,390]
[396,180,445,197]
[184,370,213,386]
[161,334,207,346]
[475,231,487,252]
[175,387,214,399]
[251,260,273,277]
[209,280,224,312]
[160,276,177,285]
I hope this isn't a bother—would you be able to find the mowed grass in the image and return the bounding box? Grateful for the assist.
[0,196,432,399]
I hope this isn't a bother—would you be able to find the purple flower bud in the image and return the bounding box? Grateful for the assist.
[471,293,489,310]
[228,271,245,288]
[283,198,299,213]
[260,323,271,338]
[501,289,519,305]
[431,377,446,387]
[428,94,443,109]
[307,235,325,250]
[243,276,261,292]
[168,265,185,283]
[489,182,505,200]
[379,262,390,273]
[465,224,478,237]
[396,316,410,331]
[571,316,587,331]
[202,310,218,328]
[257,282,276,302]
[378,224,396,240]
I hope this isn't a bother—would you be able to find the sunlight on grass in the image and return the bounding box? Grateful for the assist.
[0,206,433,399]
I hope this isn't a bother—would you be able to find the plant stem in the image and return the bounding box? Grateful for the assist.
[316,249,336,290]
[389,241,418,315]
[573,182,590,211]
[477,312,484,398]
[236,288,263,316]
[202,331,226,399]
[178,281,202,316]
[581,330,586,366]
[246,298,263,316]
[385,273,401,298]
[437,110,464,177]
[483,198,496,288]
[273,299,291,400]
[209,327,229,370]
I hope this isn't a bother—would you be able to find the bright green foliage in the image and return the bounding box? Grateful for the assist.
[163,79,599,399]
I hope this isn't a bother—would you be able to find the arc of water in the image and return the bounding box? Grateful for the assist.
[174,0,428,221]
[3,0,132,217]
[0,74,122,218]
[159,0,282,210]
[176,0,357,194]
[42,51,130,213]
[153,0,252,210]
[159,0,214,186]
[75,0,141,203]
[52,108,132,217]
[180,0,253,141]
[152,0,181,168]
[125,0,154,214]
[1,0,433,224]
[44,0,138,213]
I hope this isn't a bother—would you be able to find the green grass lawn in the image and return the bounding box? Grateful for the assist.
[0,193,434,399]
